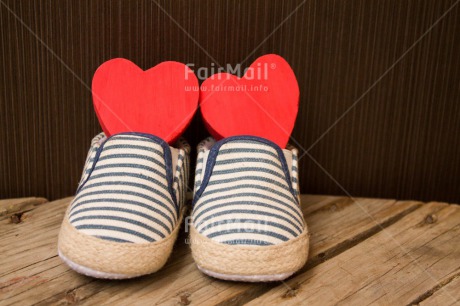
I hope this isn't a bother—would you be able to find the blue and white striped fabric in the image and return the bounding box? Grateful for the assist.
[192,136,304,246]
[194,137,216,193]
[68,132,190,244]
[286,143,300,199]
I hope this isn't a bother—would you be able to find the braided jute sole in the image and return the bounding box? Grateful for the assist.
[189,225,309,282]
[58,207,185,279]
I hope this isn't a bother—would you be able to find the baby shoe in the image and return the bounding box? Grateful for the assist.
[58,132,190,279]
[189,135,309,282]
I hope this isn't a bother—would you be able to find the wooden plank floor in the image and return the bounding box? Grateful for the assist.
[0,195,459,305]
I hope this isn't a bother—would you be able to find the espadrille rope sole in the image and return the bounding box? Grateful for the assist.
[58,251,136,279]
[189,225,309,282]
[58,206,185,279]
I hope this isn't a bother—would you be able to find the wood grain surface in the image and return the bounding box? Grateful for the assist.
[0,0,459,201]
[1,195,459,305]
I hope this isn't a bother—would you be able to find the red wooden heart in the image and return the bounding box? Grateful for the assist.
[92,58,199,143]
[199,54,299,148]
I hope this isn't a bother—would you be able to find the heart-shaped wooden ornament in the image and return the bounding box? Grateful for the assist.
[92,58,199,144]
[199,54,299,148]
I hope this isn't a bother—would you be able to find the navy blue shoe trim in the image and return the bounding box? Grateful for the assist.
[76,132,178,213]
[193,135,298,206]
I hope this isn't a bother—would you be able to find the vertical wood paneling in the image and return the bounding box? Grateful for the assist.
[0,0,459,202]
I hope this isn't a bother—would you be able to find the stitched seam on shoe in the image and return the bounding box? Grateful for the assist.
[76,132,178,209]
[193,135,298,206]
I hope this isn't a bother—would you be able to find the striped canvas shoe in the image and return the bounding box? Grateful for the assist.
[58,132,190,279]
[190,136,309,282]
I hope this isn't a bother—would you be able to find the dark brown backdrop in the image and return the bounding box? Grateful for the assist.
[1,0,459,202]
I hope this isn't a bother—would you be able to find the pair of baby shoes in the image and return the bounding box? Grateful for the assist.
[58,132,309,281]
